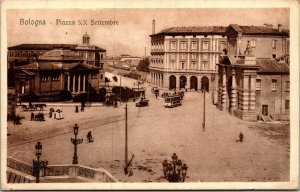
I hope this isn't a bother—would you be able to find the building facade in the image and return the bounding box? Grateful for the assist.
[217,24,289,121]
[149,26,228,92]
[14,49,101,98]
[8,33,106,87]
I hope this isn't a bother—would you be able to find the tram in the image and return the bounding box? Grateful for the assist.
[164,95,182,108]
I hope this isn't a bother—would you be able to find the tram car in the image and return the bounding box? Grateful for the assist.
[164,95,182,108]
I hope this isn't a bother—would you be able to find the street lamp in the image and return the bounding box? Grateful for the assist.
[71,124,83,164]
[32,142,48,183]
[162,153,188,182]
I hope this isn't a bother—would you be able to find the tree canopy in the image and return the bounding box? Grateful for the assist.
[137,57,150,72]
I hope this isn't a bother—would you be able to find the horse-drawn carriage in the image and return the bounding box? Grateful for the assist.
[21,103,47,111]
[136,98,149,107]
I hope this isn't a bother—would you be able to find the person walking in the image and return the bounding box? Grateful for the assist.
[236,132,244,142]
[87,131,93,143]
[31,112,35,121]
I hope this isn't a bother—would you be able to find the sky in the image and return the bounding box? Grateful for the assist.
[7,8,289,57]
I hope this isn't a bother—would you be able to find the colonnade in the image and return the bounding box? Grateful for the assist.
[66,73,90,94]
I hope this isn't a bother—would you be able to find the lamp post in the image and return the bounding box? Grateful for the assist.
[162,153,188,182]
[32,142,48,183]
[71,124,83,164]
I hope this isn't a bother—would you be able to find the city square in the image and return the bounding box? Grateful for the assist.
[7,75,289,182]
[3,5,297,190]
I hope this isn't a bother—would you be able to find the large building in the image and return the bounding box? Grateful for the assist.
[8,34,106,98]
[217,24,289,121]
[149,25,228,92]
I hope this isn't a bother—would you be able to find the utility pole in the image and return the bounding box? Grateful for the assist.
[202,88,206,132]
[125,103,128,164]
[119,77,122,104]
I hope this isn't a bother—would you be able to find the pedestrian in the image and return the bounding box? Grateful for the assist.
[87,131,93,143]
[75,105,79,113]
[31,112,35,121]
[236,132,244,142]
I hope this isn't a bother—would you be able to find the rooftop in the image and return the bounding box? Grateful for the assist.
[8,43,106,52]
[228,24,289,36]
[14,61,100,71]
[257,59,290,74]
[151,24,289,37]
[151,26,227,36]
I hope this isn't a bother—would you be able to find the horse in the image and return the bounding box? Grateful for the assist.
[34,104,47,111]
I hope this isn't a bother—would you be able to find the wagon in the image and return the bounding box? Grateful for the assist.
[136,99,149,107]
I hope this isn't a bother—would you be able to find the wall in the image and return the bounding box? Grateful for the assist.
[240,35,288,59]
[255,74,289,120]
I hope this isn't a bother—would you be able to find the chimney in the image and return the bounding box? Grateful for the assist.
[152,19,155,35]
[278,24,283,32]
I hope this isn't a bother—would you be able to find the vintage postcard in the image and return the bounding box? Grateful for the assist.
[1,0,299,190]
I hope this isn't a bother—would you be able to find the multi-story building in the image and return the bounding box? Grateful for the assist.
[217,24,289,121]
[8,33,106,87]
[149,26,228,92]
[8,34,107,99]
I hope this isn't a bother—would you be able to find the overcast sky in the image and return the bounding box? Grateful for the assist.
[7,8,289,56]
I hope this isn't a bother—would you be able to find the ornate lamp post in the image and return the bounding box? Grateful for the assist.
[32,142,48,183]
[71,124,83,164]
[162,153,188,182]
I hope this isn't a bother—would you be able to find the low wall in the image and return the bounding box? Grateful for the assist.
[7,157,118,183]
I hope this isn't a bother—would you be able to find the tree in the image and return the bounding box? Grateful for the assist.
[137,57,150,72]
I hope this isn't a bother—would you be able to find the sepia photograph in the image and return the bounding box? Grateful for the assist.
[1,0,299,190]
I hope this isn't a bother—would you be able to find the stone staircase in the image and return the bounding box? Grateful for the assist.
[6,157,119,183]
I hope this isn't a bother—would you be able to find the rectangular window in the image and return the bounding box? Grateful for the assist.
[171,61,175,69]
[202,42,209,50]
[181,53,187,60]
[285,100,290,110]
[170,41,176,50]
[256,79,261,91]
[192,62,197,69]
[180,42,187,50]
[203,54,208,60]
[41,76,48,82]
[181,62,186,69]
[191,41,198,50]
[271,79,277,91]
[286,81,290,91]
[221,42,227,50]
[202,62,207,69]
[170,53,176,60]
[250,39,256,47]
[272,40,277,49]
[52,74,60,81]
[191,53,197,60]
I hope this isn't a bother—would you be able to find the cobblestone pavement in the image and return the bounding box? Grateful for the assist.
[7,83,289,182]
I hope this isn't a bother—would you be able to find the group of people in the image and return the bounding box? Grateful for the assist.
[49,108,64,120]
[75,101,86,113]
[30,112,45,121]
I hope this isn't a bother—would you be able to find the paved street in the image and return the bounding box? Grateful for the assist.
[7,83,289,182]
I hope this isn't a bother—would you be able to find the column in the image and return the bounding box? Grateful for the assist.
[158,74,161,87]
[241,75,249,111]
[249,75,256,110]
[83,74,86,92]
[72,75,76,94]
[187,76,191,91]
[67,74,70,91]
[230,68,238,112]
[176,75,180,90]
[78,74,81,94]
[221,68,227,110]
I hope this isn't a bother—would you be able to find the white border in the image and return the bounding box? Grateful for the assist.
[1,0,299,190]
